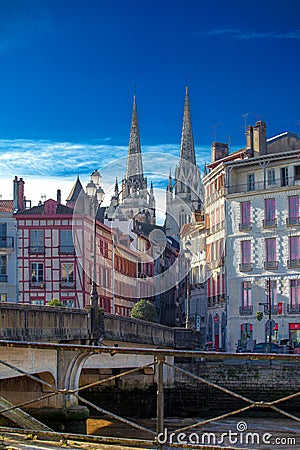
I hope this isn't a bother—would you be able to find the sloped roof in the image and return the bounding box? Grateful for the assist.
[66,176,84,202]
[0,200,13,213]
[16,202,74,215]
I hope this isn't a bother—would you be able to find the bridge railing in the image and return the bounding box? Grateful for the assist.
[0,303,89,341]
[0,340,299,449]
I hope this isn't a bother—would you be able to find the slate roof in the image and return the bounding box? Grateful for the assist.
[66,176,84,202]
[0,200,13,213]
[16,202,74,215]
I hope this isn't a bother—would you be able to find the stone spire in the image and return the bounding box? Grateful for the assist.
[179,85,196,165]
[167,168,173,192]
[126,94,143,179]
[114,177,119,197]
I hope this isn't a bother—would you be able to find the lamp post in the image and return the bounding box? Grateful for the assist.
[259,277,273,353]
[86,170,105,308]
[184,239,192,329]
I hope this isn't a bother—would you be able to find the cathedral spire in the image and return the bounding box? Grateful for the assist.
[179,85,196,165]
[126,93,143,179]
[167,168,173,192]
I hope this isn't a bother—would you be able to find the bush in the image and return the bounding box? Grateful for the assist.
[48,298,64,307]
[130,299,157,323]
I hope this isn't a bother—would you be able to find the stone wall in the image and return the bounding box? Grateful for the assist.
[103,313,174,347]
[0,303,88,341]
[168,358,300,415]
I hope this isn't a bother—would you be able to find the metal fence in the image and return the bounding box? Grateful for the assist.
[0,340,299,449]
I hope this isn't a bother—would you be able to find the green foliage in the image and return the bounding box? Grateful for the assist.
[48,298,64,307]
[130,299,157,323]
[256,311,263,321]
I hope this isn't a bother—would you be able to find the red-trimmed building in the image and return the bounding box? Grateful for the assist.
[15,185,139,314]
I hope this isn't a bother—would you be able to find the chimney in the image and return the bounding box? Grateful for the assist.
[13,176,25,211]
[253,121,267,156]
[57,189,61,204]
[211,142,229,162]
[246,125,254,153]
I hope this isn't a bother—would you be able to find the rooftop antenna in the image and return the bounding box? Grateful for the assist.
[242,113,250,134]
[212,123,221,141]
[227,135,232,151]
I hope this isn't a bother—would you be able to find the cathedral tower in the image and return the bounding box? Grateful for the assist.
[165,86,202,236]
[107,93,155,224]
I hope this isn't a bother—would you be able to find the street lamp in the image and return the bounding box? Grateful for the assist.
[259,277,273,353]
[86,171,105,308]
[184,239,192,329]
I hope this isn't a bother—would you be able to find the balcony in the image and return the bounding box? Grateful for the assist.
[29,246,45,254]
[288,259,300,268]
[60,281,75,289]
[0,237,14,249]
[207,295,225,308]
[239,223,252,232]
[263,218,277,228]
[239,305,253,315]
[263,305,279,315]
[227,177,300,195]
[29,281,45,289]
[287,304,300,314]
[239,263,253,272]
[59,245,75,254]
[264,261,279,270]
[286,217,300,227]
[0,275,8,282]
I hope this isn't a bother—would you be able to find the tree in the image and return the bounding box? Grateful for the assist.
[130,299,157,323]
[48,298,64,307]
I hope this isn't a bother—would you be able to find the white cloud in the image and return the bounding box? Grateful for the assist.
[0,138,211,210]
[206,28,300,40]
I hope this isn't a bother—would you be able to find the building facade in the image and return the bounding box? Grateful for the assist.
[203,121,300,352]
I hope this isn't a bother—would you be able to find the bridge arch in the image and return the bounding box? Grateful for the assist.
[63,351,94,406]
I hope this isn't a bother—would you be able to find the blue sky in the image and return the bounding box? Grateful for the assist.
[0,0,300,209]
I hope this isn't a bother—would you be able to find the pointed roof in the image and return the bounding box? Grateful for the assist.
[66,176,84,202]
[126,94,143,179]
[179,86,196,165]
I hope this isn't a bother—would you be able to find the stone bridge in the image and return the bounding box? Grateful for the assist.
[0,302,200,348]
[0,303,200,431]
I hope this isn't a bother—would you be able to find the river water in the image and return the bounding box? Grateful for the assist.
[86,416,300,449]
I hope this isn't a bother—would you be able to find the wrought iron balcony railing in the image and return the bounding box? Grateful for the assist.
[239,222,252,232]
[227,177,300,195]
[263,218,277,228]
[60,281,75,289]
[288,259,300,268]
[239,305,253,315]
[239,263,253,272]
[29,246,45,254]
[287,304,300,314]
[264,261,279,270]
[29,281,45,289]
[286,217,300,227]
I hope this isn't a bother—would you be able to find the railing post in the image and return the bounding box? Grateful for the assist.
[156,354,165,450]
